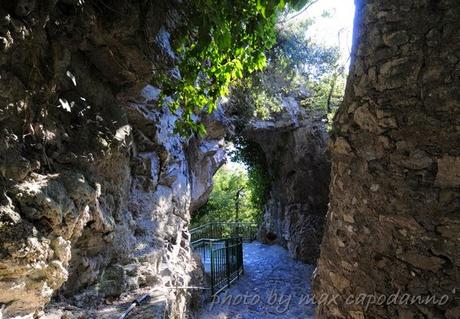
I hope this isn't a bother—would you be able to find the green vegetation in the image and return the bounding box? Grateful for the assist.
[158,0,313,135]
[228,19,346,123]
[191,6,348,226]
[192,164,260,226]
[230,138,272,214]
[192,140,272,226]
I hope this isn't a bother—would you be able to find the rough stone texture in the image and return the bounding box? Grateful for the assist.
[244,99,330,264]
[188,107,231,212]
[0,1,227,318]
[313,1,460,318]
[186,252,210,319]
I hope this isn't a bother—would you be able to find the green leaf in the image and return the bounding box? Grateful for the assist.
[220,26,232,50]
[257,0,266,17]
[255,52,267,70]
[197,123,207,137]
[277,0,286,9]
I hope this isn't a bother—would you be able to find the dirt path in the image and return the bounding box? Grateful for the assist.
[197,241,316,319]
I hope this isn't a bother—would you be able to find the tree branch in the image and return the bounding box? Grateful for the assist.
[277,0,319,27]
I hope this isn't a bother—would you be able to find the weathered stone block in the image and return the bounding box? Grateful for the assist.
[99,264,127,297]
[435,155,460,187]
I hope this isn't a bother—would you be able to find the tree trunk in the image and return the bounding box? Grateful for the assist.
[313,0,460,318]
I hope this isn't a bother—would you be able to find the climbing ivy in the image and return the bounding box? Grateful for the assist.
[230,137,272,219]
[159,0,313,135]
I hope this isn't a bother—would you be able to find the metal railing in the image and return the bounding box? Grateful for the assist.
[190,222,258,243]
[192,237,244,296]
[190,222,257,297]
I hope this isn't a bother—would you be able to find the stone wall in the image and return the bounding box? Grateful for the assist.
[244,99,330,264]
[0,1,226,317]
[313,0,460,318]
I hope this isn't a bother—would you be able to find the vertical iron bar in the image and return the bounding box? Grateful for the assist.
[237,238,240,279]
[240,237,244,275]
[225,239,230,288]
[210,241,215,296]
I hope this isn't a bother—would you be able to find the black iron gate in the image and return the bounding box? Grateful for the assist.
[191,223,256,296]
[192,237,244,295]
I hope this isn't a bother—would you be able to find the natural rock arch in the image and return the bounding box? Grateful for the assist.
[242,108,330,264]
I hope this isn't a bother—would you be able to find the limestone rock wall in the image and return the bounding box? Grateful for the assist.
[313,0,460,318]
[244,99,330,264]
[0,1,226,318]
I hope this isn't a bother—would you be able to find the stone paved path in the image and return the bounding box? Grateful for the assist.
[197,241,316,319]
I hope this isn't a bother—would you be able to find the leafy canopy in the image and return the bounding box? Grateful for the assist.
[228,19,344,122]
[158,0,313,135]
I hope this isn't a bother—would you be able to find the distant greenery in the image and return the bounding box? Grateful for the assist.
[157,0,314,135]
[228,19,345,123]
[230,138,272,215]
[192,139,271,226]
[192,164,259,226]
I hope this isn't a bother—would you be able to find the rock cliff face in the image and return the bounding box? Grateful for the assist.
[0,1,226,317]
[244,98,330,264]
[313,0,460,318]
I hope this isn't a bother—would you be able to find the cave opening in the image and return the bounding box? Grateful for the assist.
[192,1,355,317]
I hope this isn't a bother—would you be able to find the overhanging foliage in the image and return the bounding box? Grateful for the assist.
[158,0,313,135]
